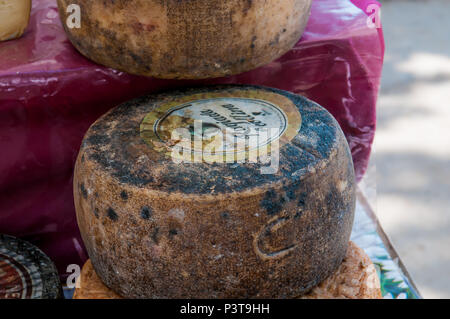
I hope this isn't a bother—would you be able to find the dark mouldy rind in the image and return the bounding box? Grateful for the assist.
[73,85,356,299]
[140,206,152,220]
[120,190,129,201]
[107,208,118,222]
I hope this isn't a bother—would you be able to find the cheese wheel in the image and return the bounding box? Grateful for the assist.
[73,242,381,299]
[73,260,122,300]
[301,242,382,299]
[0,234,62,299]
[0,0,31,42]
[74,85,356,298]
[56,0,312,79]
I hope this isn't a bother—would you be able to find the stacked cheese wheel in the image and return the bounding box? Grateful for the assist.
[74,85,358,298]
[57,0,313,79]
[74,242,382,299]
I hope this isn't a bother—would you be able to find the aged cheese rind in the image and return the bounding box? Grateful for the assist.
[0,0,31,42]
[73,242,380,299]
[74,85,356,298]
[57,0,312,79]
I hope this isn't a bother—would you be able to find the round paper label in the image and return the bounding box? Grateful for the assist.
[140,89,301,163]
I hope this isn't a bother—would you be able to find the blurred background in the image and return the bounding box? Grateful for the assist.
[374,0,450,298]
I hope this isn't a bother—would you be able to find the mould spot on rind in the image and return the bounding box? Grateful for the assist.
[93,208,99,218]
[169,229,179,238]
[283,185,296,201]
[297,192,307,207]
[294,210,303,219]
[141,206,152,220]
[221,212,230,219]
[80,183,88,199]
[261,189,284,216]
[120,190,128,201]
[107,208,118,222]
[250,36,257,49]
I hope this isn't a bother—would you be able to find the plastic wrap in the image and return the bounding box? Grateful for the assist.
[0,0,384,276]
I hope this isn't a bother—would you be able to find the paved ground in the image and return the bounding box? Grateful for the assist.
[375,0,450,298]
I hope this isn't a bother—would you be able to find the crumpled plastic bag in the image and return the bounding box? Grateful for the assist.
[0,0,384,277]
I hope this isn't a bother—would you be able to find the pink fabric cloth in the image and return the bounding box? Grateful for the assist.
[0,0,383,276]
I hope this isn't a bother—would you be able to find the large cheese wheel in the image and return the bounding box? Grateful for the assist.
[74,85,356,298]
[56,0,312,79]
[73,242,381,299]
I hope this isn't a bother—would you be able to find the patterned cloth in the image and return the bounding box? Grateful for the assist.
[351,199,421,299]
